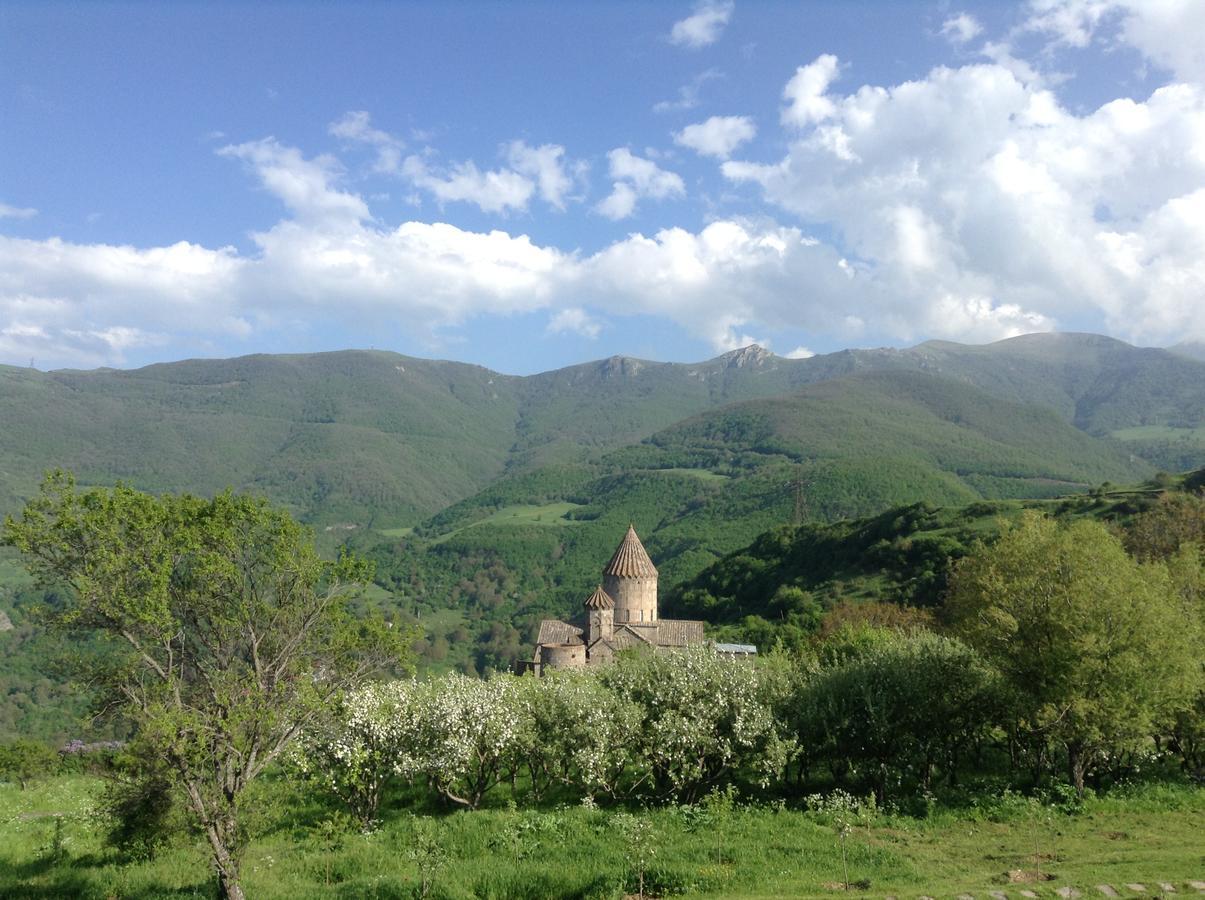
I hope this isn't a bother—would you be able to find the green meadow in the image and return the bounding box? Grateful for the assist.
[3,777,1202,899]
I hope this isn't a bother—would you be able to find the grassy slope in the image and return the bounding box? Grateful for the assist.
[2,777,1202,899]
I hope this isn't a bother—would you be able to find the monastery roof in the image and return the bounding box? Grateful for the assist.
[536,619,583,646]
[625,618,705,647]
[602,525,659,578]
[583,585,615,610]
[537,617,705,652]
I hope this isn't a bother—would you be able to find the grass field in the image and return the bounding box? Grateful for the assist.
[2,777,1201,899]
[430,502,584,545]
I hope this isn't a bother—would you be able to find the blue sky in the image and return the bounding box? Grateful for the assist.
[2,0,1203,373]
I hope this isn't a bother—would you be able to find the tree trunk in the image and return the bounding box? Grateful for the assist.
[202,813,245,900]
[207,830,244,900]
[1067,742,1088,799]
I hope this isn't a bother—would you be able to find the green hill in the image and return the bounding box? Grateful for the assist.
[0,346,812,531]
[665,467,1205,650]
[1,333,1201,533]
[362,369,1151,675]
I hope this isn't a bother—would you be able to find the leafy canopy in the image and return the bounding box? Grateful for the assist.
[2,471,412,899]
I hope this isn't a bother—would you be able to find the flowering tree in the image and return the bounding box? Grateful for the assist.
[520,670,646,800]
[295,680,421,824]
[410,673,530,809]
[602,646,792,802]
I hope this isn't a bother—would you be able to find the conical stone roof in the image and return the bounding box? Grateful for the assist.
[583,585,615,610]
[602,525,658,578]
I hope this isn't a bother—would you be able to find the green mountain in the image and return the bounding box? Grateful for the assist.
[363,368,1150,675]
[1,333,1201,534]
[0,346,809,530]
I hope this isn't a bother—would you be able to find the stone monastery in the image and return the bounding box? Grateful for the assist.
[525,524,709,674]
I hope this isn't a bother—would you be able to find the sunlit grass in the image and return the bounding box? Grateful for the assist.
[3,777,1202,899]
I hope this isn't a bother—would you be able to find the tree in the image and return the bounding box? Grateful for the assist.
[601,646,792,802]
[0,738,58,789]
[794,630,1000,801]
[946,512,1201,796]
[2,472,409,900]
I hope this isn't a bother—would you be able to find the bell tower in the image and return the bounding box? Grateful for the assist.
[583,585,614,644]
[602,524,658,625]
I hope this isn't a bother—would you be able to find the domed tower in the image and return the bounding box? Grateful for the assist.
[602,525,658,625]
[583,585,615,644]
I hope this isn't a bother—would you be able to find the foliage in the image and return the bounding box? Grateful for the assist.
[600,646,792,802]
[0,738,58,789]
[947,513,1203,796]
[792,630,1002,801]
[1,472,412,900]
[97,738,179,861]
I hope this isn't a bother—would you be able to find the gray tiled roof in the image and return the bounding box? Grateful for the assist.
[536,619,583,646]
[646,618,705,646]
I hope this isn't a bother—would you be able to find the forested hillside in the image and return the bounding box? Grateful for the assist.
[360,370,1151,675]
[667,467,1205,651]
[2,334,1202,739]
[1,333,1201,532]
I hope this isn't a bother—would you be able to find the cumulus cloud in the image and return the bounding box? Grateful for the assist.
[0,202,37,220]
[402,154,535,214]
[669,0,734,49]
[723,53,1205,347]
[546,307,603,339]
[941,12,984,44]
[781,54,840,128]
[1024,0,1205,82]
[0,132,868,365]
[674,115,756,159]
[596,149,685,220]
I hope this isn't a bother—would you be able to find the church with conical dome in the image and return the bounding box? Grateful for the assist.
[524,525,708,674]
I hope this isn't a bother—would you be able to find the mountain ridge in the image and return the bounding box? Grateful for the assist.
[1,333,1202,531]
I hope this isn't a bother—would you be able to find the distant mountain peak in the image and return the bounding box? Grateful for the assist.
[599,355,646,378]
[720,345,774,369]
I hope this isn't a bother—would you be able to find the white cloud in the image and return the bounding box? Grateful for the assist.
[401,154,535,214]
[674,115,756,159]
[506,141,577,209]
[0,202,37,219]
[596,149,685,220]
[1024,0,1205,82]
[546,307,603,339]
[785,346,815,359]
[781,55,840,128]
[669,0,734,49]
[941,12,983,44]
[723,55,1205,347]
[330,112,579,214]
[218,138,370,224]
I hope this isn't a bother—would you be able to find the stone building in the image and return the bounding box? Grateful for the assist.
[524,524,707,674]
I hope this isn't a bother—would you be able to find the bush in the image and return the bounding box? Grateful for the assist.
[0,738,58,789]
